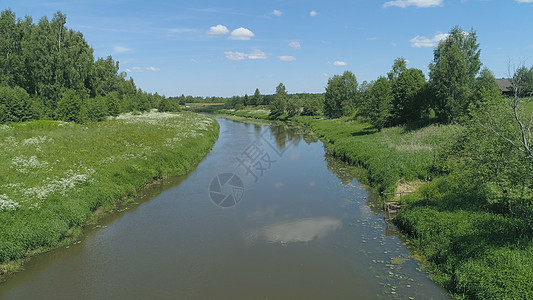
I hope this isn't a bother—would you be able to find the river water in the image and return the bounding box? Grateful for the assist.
[0,118,449,299]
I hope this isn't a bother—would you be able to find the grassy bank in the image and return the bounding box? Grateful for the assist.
[291,116,532,299]
[214,108,532,299]
[0,111,219,280]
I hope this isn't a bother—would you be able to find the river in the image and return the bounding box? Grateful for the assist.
[0,118,449,299]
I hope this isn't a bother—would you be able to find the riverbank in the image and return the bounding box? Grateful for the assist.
[213,109,533,299]
[0,111,219,282]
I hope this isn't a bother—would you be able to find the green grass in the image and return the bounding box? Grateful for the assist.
[217,106,271,120]
[0,111,219,280]
[291,116,460,197]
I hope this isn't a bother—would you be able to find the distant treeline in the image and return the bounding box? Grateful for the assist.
[0,9,180,124]
[222,26,533,129]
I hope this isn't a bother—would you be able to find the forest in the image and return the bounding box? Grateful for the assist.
[0,9,180,125]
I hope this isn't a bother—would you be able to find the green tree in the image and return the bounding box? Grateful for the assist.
[286,95,302,117]
[391,68,427,124]
[55,89,85,123]
[105,91,121,117]
[0,86,36,123]
[302,95,324,116]
[269,83,288,118]
[469,67,501,113]
[511,65,533,98]
[454,95,533,229]
[429,26,481,123]
[324,71,358,118]
[251,88,262,106]
[158,97,180,112]
[90,56,120,97]
[84,96,108,122]
[0,9,26,88]
[363,77,393,131]
[387,57,407,81]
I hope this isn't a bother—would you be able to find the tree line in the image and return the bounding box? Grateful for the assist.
[0,9,179,124]
[260,25,533,229]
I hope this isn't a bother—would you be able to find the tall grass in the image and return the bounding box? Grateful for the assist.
[0,111,219,277]
[291,116,460,196]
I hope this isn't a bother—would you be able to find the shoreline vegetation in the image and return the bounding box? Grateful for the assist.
[0,111,219,282]
[210,106,532,299]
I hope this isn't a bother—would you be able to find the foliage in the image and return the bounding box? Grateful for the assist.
[391,68,427,124]
[387,57,407,81]
[250,88,262,106]
[429,26,481,123]
[324,71,358,118]
[55,89,85,123]
[469,67,502,112]
[361,77,393,131]
[84,96,108,122]
[269,83,288,118]
[301,94,324,116]
[0,9,167,124]
[452,97,533,226]
[0,85,37,123]
[511,65,533,98]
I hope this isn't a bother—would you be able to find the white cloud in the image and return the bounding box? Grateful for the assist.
[273,9,283,16]
[113,46,130,53]
[207,24,229,35]
[383,0,443,8]
[289,41,301,49]
[247,49,268,60]
[225,49,268,61]
[333,61,347,66]
[517,0,533,3]
[410,32,449,47]
[229,27,255,40]
[310,10,318,17]
[146,66,161,72]
[225,51,247,61]
[190,58,198,63]
[279,56,296,62]
[125,66,161,73]
[129,67,143,73]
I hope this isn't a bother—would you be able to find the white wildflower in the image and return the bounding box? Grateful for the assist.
[0,194,19,211]
[22,167,95,201]
[0,124,12,131]
[12,156,49,174]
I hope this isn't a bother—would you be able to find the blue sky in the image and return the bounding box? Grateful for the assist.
[3,0,533,97]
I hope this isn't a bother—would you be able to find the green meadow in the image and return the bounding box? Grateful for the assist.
[0,111,218,279]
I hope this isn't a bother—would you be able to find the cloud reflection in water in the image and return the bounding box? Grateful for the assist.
[248,217,342,244]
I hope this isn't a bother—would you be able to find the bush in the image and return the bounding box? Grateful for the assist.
[55,89,86,123]
[0,85,37,123]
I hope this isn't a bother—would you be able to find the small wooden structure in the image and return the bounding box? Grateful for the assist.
[496,78,513,96]
[381,191,415,214]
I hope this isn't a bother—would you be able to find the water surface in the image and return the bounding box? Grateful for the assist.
[0,118,449,299]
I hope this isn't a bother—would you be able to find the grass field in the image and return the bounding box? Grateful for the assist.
[0,111,219,280]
